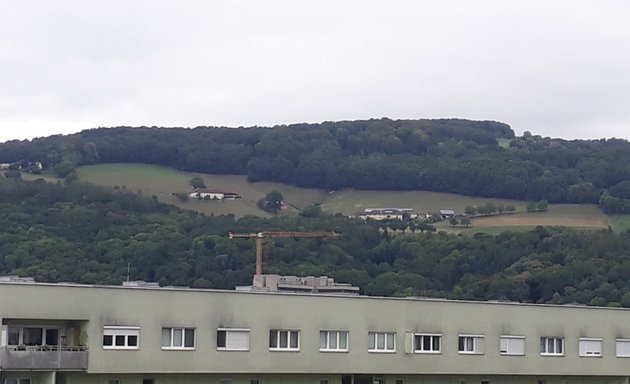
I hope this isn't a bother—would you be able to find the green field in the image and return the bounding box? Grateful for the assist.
[605,215,630,233]
[76,164,327,218]
[322,189,529,215]
[72,163,620,231]
[75,164,530,217]
[497,138,513,148]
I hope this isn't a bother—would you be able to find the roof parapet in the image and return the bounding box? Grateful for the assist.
[122,280,160,288]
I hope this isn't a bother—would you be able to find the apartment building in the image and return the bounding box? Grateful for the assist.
[2,279,630,384]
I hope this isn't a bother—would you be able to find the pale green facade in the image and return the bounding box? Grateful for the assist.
[2,281,630,384]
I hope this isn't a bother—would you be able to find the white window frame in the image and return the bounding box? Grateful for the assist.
[499,335,525,356]
[368,331,396,353]
[540,336,564,356]
[319,330,349,352]
[578,337,602,357]
[217,328,250,351]
[616,338,630,357]
[103,326,140,350]
[269,329,300,351]
[161,327,195,350]
[458,334,484,354]
[414,333,441,354]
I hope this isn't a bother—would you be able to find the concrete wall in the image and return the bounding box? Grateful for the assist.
[2,282,630,381]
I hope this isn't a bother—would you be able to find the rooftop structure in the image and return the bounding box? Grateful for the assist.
[237,274,360,295]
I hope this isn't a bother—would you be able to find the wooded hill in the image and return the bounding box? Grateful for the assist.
[2,118,630,212]
[2,178,630,306]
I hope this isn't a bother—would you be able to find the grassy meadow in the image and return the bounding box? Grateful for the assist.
[437,208,608,235]
[72,163,620,231]
[76,163,327,218]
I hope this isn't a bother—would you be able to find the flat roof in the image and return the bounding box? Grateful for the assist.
[0,279,626,313]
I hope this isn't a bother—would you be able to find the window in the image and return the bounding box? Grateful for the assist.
[250,380,261,384]
[373,378,384,384]
[103,326,140,350]
[161,327,195,350]
[368,332,396,352]
[616,339,630,357]
[499,336,525,356]
[217,328,250,351]
[540,337,563,356]
[319,330,349,352]
[108,380,120,384]
[3,379,31,384]
[395,380,404,384]
[414,333,441,353]
[142,380,154,384]
[320,380,329,384]
[579,338,602,357]
[458,335,484,354]
[7,327,20,345]
[6,327,58,347]
[269,329,299,351]
[23,328,43,345]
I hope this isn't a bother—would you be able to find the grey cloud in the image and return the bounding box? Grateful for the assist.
[1,0,629,142]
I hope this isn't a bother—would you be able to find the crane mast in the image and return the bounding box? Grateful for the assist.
[228,231,338,275]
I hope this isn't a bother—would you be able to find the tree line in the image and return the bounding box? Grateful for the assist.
[2,178,630,306]
[1,118,630,209]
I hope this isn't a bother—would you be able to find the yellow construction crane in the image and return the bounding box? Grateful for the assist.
[228,231,338,275]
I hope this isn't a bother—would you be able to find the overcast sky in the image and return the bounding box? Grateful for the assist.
[1,0,629,143]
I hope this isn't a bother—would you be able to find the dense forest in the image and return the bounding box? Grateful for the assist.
[3,178,630,307]
[2,118,630,212]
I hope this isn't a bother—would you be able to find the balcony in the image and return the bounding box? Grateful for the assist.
[1,319,89,371]
[0,346,88,370]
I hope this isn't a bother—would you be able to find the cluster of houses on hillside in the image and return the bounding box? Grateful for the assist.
[0,161,43,171]
[185,186,461,222]
[352,207,456,221]
[188,187,242,200]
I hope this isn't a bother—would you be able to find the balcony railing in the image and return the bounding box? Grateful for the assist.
[0,346,88,370]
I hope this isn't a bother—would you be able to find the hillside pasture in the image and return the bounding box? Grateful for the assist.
[434,205,608,235]
[605,215,630,233]
[74,163,614,231]
[76,164,529,217]
[471,205,608,229]
[321,189,527,216]
[76,164,327,217]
